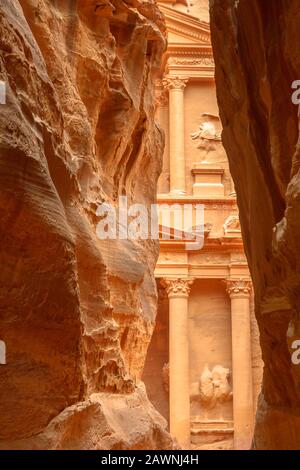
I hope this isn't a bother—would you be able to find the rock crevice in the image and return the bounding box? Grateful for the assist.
[210,0,300,449]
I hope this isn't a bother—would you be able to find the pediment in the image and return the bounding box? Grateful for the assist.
[159,4,211,45]
[168,31,194,44]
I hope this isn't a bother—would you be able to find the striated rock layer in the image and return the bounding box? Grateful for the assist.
[210,0,300,450]
[0,0,173,449]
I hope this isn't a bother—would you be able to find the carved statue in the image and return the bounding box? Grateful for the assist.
[223,215,241,234]
[196,364,232,408]
[191,114,223,163]
[191,113,221,145]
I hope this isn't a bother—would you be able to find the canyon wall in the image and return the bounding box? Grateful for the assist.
[210,0,300,449]
[0,0,174,449]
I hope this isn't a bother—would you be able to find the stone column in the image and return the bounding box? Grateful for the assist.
[162,278,192,449]
[162,76,188,195]
[226,278,254,450]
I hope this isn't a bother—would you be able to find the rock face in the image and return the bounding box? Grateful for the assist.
[210,0,300,449]
[0,0,173,449]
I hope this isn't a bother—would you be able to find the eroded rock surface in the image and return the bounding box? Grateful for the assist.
[210,0,300,449]
[0,0,173,449]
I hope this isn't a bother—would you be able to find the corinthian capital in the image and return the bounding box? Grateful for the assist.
[162,76,188,91]
[161,278,193,297]
[225,278,252,298]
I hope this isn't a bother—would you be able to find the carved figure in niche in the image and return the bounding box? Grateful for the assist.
[191,113,224,163]
[223,215,241,234]
[197,364,232,408]
[162,362,169,393]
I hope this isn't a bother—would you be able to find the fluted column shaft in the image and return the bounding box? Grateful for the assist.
[162,278,192,449]
[226,278,254,450]
[162,77,188,195]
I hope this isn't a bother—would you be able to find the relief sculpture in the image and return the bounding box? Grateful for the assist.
[191,364,232,408]
[191,113,225,164]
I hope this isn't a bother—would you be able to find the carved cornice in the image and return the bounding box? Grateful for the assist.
[161,278,193,297]
[162,76,188,91]
[225,278,252,298]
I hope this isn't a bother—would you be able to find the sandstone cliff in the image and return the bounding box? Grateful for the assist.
[0,0,173,449]
[210,0,300,449]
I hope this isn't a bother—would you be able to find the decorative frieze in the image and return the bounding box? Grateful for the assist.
[168,57,215,67]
